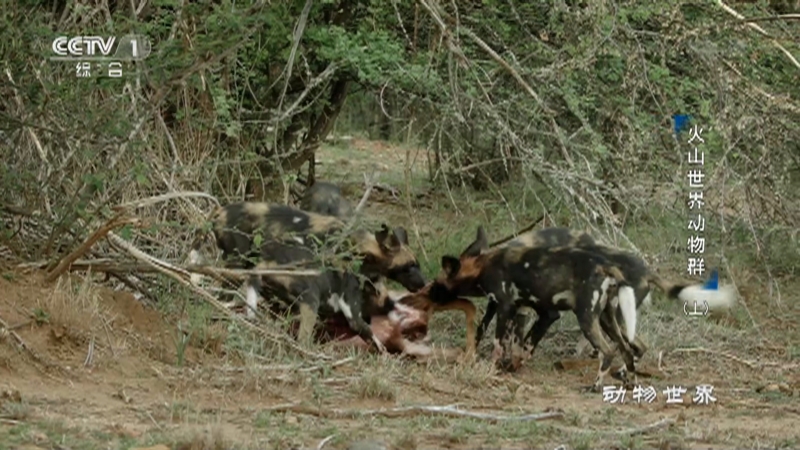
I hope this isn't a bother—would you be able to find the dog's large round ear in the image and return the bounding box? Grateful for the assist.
[440,256,461,277]
[392,227,409,245]
[375,223,391,245]
[462,225,489,258]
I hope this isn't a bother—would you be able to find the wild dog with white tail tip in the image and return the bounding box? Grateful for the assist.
[572,248,737,362]
[430,226,638,391]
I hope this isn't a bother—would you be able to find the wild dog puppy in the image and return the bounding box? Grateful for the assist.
[477,227,597,347]
[430,226,638,391]
[187,202,427,319]
[299,181,354,220]
[246,238,385,351]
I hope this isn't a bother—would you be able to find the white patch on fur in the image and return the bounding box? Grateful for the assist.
[292,236,305,244]
[508,283,522,301]
[188,250,204,286]
[591,289,600,308]
[244,284,259,319]
[678,284,738,312]
[618,286,637,342]
[327,293,353,319]
[293,216,302,223]
[642,292,653,309]
[553,290,575,308]
[524,262,530,269]
[597,277,616,307]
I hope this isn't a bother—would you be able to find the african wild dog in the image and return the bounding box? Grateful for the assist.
[187,202,426,345]
[246,238,385,351]
[571,247,737,360]
[476,227,597,347]
[430,226,639,391]
[299,181,354,220]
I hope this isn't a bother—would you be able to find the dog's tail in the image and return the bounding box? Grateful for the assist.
[645,270,737,313]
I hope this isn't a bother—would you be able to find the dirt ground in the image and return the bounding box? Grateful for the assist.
[2,140,799,450]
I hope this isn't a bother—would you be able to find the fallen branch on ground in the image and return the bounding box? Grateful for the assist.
[607,417,675,436]
[0,313,62,373]
[106,231,332,361]
[44,214,138,282]
[260,402,564,422]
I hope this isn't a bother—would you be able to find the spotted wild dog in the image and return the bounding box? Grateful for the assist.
[570,247,737,361]
[429,225,639,391]
[477,227,598,347]
[187,202,426,344]
[245,237,388,351]
[479,229,737,370]
[299,181,354,220]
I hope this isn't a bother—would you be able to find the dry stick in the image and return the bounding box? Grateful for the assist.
[262,403,564,422]
[316,435,335,450]
[608,417,675,437]
[276,0,314,114]
[487,213,546,249]
[715,0,800,71]
[44,215,139,283]
[0,314,61,372]
[669,347,760,370]
[113,191,221,212]
[736,13,800,24]
[105,232,332,361]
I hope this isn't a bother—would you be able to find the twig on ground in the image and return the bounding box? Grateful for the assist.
[670,347,760,369]
[0,418,25,425]
[106,231,332,361]
[261,402,564,422]
[608,417,675,436]
[0,313,61,372]
[317,435,335,450]
[45,214,138,283]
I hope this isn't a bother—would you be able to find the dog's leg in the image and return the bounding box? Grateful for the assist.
[243,276,262,320]
[522,308,562,358]
[475,299,497,346]
[297,296,320,347]
[494,293,524,371]
[599,310,637,388]
[577,307,617,393]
